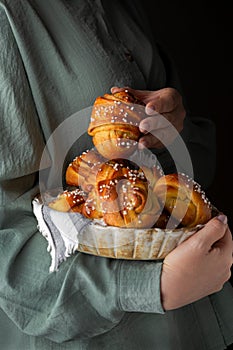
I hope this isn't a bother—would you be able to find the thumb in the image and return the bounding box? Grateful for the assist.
[145,102,160,115]
[191,214,228,247]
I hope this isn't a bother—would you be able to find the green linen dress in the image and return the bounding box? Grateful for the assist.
[0,0,232,349]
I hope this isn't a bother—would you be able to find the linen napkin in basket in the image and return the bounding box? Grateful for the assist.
[32,195,92,272]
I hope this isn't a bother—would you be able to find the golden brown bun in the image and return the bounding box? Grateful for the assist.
[81,188,104,220]
[153,173,212,228]
[65,149,106,192]
[48,189,87,213]
[95,158,130,184]
[88,90,145,158]
[93,159,161,228]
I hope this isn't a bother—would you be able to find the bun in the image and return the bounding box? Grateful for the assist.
[65,149,106,192]
[88,90,145,158]
[82,188,104,220]
[48,189,87,213]
[94,159,161,228]
[153,173,212,227]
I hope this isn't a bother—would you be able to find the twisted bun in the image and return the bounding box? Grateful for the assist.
[153,173,212,228]
[95,159,161,228]
[65,149,106,192]
[88,90,145,158]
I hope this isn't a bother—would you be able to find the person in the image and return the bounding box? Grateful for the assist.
[0,0,232,349]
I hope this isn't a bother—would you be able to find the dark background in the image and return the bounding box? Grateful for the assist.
[143,1,232,286]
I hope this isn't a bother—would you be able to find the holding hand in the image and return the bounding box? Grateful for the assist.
[160,215,233,310]
[111,86,186,149]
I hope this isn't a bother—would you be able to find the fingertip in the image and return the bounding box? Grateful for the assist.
[145,104,157,115]
[216,214,228,225]
[139,122,149,133]
[197,214,226,231]
[200,215,228,241]
[110,86,119,93]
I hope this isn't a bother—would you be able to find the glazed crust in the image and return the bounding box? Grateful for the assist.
[48,189,87,213]
[153,173,212,227]
[65,149,106,192]
[95,159,162,228]
[88,90,145,158]
[81,188,104,220]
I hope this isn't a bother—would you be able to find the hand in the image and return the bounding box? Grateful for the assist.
[160,215,233,310]
[111,86,186,149]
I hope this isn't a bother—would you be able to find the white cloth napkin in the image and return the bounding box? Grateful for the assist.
[32,196,92,272]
